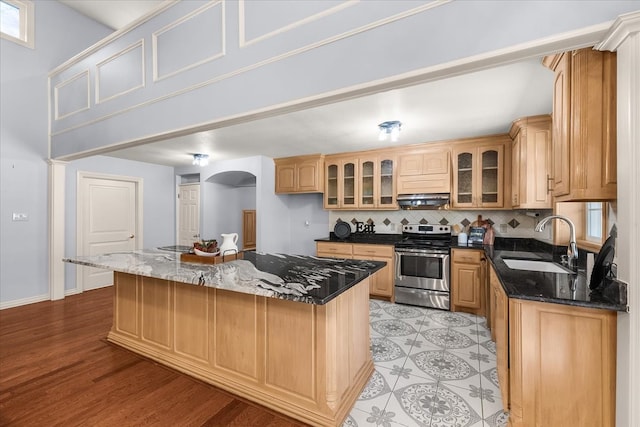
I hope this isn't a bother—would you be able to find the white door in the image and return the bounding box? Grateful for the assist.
[178,184,200,246]
[79,176,139,291]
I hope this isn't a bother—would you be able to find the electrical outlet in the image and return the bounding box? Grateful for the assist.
[12,213,28,221]
[499,224,507,233]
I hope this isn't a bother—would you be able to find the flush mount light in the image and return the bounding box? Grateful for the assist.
[192,153,209,167]
[378,120,402,142]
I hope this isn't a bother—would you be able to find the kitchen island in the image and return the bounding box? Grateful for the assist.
[64,250,385,427]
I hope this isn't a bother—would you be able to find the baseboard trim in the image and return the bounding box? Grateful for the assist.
[0,293,50,310]
[65,288,82,296]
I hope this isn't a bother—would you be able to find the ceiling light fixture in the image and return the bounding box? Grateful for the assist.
[192,153,209,167]
[378,120,402,142]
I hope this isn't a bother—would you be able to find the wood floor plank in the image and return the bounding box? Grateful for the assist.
[0,287,308,427]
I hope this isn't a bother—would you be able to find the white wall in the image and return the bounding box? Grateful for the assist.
[201,181,255,249]
[0,1,111,306]
[63,156,175,293]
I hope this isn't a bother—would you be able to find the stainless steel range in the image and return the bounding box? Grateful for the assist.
[394,224,451,310]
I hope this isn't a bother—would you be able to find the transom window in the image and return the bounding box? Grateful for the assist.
[0,0,34,49]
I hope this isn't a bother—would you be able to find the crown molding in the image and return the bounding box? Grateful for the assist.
[596,10,640,51]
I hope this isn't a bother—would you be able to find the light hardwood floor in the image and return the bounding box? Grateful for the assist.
[0,287,306,427]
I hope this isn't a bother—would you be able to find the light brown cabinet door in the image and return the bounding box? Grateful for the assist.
[274,155,324,194]
[511,133,521,207]
[242,210,256,250]
[551,52,571,197]
[509,299,616,427]
[490,267,509,412]
[452,263,481,310]
[296,161,321,192]
[451,249,485,315]
[275,164,296,193]
[378,157,396,208]
[453,149,475,208]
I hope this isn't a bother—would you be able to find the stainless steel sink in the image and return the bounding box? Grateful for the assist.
[503,259,573,274]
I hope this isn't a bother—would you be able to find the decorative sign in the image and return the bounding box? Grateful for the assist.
[355,221,375,233]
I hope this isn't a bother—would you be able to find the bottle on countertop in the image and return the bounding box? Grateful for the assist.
[458,230,468,246]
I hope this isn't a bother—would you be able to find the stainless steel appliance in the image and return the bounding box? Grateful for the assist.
[394,224,451,310]
[396,193,450,210]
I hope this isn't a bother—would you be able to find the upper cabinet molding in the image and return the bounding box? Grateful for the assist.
[596,10,640,51]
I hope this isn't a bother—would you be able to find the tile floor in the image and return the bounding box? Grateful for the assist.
[343,300,509,427]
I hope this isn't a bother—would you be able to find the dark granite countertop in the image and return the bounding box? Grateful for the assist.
[458,238,627,312]
[315,233,403,245]
[64,250,385,305]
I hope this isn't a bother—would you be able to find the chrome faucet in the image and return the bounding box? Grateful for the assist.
[535,215,579,270]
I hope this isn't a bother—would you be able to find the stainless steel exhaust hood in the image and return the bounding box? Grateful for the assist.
[397,193,450,210]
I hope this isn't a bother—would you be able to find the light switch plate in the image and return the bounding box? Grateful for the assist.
[12,213,28,221]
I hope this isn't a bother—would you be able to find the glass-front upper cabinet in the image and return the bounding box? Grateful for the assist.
[455,151,474,207]
[481,149,499,204]
[343,161,356,207]
[378,158,395,207]
[360,160,375,207]
[324,162,339,209]
[452,141,506,209]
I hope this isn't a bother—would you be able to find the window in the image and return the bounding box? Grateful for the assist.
[585,202,604,242]
[0,0,34,49]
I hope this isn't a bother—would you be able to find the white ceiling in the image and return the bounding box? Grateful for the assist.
[58,1,554,168]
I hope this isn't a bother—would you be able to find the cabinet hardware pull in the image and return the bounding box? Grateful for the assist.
[546,174,554,193]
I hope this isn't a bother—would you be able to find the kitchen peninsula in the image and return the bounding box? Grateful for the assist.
[64,250,385,427]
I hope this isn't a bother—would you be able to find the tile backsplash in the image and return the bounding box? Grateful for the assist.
[329,209,554,241]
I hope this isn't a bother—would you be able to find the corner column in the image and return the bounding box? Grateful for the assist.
[48,159,67,300]
[597,11,640,427]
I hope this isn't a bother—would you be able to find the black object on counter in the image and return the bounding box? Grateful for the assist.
[333,220,352,239]
[590,234,616,290]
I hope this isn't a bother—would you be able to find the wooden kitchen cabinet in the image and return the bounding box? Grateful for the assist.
[452,136,511,209]
[509,115,552,209]
[487,264,617,426]
[324,155,358,209]
[397,147,451,194]
[489,266,509,412]
[451,249,485,316]
[316,241,394,301]
[274,154,324,193]
[543,48,617,201]
[358,153,397,209]
[352,244,394,300]
[325,152,397,210]
[508,299,616,427]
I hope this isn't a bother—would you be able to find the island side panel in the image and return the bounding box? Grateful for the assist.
[108,271,374,427]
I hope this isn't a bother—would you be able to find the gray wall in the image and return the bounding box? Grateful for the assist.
[0,2,111,305]
[178,156,329,256]
[63,156,175,292]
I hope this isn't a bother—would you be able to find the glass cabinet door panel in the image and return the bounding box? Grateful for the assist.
[327,164,338,205]
[481,150,499,203]
[361,161,374,206]
[457,152,473,204]
[379,159,394,206]
[343,162,356,206]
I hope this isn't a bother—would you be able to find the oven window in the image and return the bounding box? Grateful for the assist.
[400,255,443,279]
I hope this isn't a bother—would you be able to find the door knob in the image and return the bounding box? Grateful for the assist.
[129,234,135,238]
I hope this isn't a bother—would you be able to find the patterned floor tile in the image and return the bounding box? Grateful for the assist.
[421,327,478,351]
[434,383,484,427]
[355,302,506,427]
[371,318,420,338]
[427,310,477,328]
[480,385,509,427]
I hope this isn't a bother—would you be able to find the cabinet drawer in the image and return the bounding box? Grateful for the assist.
[316,242,352,256]
[452,249,483,264]
[352,244,394,258]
